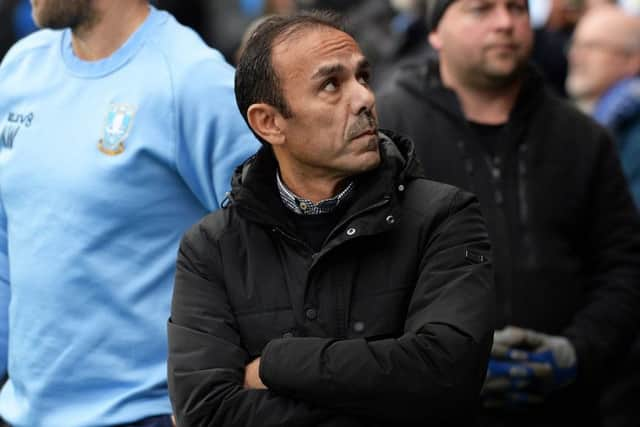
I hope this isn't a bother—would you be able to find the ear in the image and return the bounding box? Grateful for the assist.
[428,31,443,51]
[247,103,285,146]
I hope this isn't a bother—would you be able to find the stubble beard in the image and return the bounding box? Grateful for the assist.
[455,43,530,92]
[32,0,95,31]
[475,53,528,91]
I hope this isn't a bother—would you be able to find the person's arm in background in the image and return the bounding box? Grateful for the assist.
[564,132,640,386]
[482,131,640,407]
[168,219,362,427]
[257,189,495,425]
[174,52,260,211]
[0,197,9,380]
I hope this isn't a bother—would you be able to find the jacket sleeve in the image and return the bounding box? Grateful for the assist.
[563,133,640,386]
[168,222,362,427]
[0,198,9,377]
[174,55,260,210]
[259,190,495,424]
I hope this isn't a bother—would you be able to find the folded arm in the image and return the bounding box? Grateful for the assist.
[259,190,495,424]
[168,224,360,427]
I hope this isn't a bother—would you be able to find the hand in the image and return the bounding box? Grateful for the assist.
[244,357,267,390]
[481,326,577,407]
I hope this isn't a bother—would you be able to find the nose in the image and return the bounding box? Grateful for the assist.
[350,79,375,116]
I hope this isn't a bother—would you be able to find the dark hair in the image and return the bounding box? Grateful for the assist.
[235,11,347,144]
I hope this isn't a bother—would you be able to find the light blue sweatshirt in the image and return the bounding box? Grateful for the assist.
[0,7,259,426]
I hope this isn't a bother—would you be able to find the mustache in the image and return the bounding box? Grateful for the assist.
[347,110,378,140]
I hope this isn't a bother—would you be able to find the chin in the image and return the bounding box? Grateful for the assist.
[358,149,382,172]
[565,77,591,99]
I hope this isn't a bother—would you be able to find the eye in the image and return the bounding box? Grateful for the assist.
[507,1,527,13]
[357,71,371,85]
[323,79,339,92]
[468,2,492,14]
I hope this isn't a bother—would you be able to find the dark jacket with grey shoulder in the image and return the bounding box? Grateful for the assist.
[167,132,495,427]
[377,59,640,426]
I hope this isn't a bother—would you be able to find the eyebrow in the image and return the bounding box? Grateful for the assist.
[311,58,371,80]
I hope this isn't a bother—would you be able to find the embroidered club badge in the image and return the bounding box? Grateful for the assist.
[98,103,136,155]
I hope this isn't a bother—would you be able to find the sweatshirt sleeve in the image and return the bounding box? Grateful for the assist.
[168,221,361,427]
[0,198,9,377]
[259,190,495,425]
[563,132,640,386]
[174,55,260,211]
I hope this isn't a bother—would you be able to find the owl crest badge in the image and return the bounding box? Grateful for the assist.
[98,103,136,156]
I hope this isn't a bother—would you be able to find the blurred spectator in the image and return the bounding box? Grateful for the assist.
[378,0,640,426]
[354,0,431,89]
[528,0,585,96]
[567,4,640,205]
[567,6,640,426]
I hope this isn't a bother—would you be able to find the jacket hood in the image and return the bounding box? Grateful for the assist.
[386,56,547,122]
[227,130,424,228]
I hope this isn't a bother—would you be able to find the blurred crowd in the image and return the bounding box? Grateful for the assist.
[2,0,639,93]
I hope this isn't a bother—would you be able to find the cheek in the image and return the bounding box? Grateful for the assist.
[322,108,348,141]
[516,24,534,49]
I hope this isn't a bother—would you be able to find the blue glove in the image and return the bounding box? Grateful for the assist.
[481,326,577,408]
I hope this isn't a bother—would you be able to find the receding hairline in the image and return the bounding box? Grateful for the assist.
[271,22,350,53]
[269,24,357,88]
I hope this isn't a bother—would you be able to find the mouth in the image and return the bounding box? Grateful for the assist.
[351,128,378,140]
[487,43,518,52]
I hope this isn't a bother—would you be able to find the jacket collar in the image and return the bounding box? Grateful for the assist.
[391,56,546,124]
[229,130,423,232]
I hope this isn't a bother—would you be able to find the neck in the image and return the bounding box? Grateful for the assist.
[277,163,348,204]
[71,1,149,61]
[440,63,522,124]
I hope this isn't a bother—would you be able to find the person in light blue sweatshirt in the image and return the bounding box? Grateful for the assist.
[0,0,260,426]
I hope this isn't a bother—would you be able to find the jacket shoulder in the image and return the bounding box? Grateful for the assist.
[402,178,477,220]
[181,207,235,252]
[540,89,609,138]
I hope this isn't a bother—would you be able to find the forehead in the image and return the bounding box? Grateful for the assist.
[575,11,631,42]
[272,27,364,79]
[447,0,528,14]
